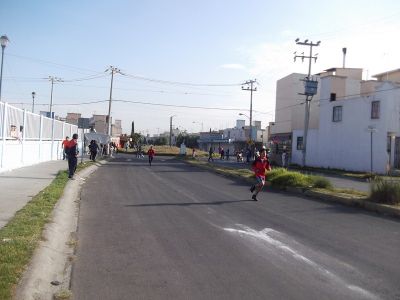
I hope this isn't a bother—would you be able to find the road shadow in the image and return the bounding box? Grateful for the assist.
[125,199,254,207]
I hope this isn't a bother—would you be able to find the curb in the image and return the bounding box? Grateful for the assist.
[182,158,400,219]
[14,160,107,300]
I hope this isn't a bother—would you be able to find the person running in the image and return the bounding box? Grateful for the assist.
[249,147,271,201]
[147,145,155,166]
[61,136,70,160]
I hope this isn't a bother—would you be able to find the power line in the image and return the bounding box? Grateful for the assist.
[59,82,233,97]
[121,72,244,87]
[6,53,101,74]
[112,99,261,112]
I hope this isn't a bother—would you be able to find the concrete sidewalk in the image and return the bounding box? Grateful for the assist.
[0,159,76,229]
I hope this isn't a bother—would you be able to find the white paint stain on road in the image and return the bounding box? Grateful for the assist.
[224,225,378,300]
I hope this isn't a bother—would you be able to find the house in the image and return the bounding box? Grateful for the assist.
[291,67,400,173]
[269,72,321,164]
[198,120,267,155]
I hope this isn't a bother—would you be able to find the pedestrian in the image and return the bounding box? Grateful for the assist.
[249,147,271,201]
[220,147,225,160]
[246,148,251,163]
[192,148,196,158]
[208,147,214,162]
[282,150,287,168]
[65,133,79,179]
[89,140,99,161]
[226,148,230,160]
[147,145,155,166]
[125,141,129,152]
[62,136,70,160]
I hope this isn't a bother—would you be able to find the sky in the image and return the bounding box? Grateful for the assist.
[1,0,400,135]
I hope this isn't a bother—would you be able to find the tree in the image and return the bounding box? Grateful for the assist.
[176,133,199,148]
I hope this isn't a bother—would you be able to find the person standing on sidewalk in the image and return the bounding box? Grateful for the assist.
[66,133,79,179]
[249,147,271,201]
[208,147,214,162]
[89,140,99,161]
[147,145,155,166]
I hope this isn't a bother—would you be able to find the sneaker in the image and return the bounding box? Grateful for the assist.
[252,195,258,201]
[250,185,255,193]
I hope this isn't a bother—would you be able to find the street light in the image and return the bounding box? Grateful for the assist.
[239,113,252,142]
[31,92,36,113]
[0,35,10,101]
[367,126,378,174]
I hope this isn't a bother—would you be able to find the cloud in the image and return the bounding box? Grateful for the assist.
[219,63,246,70]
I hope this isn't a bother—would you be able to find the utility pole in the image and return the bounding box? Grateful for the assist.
[169,115,176,147]
[106,66,120,136]
[31,91,36,114]
[48,76,62,118]
[294,38,320,167]
[242,79,257,157]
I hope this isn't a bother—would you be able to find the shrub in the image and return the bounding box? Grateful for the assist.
[370,177,400,205]
[267,168,288,181]
[310,175,333,189]
[268,168,332,189]
[269,171,313,188]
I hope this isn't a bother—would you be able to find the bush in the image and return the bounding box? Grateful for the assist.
[370,177,400,205]
[269,170,313,188]
[267,168,288,181]
[310,175,333,189]
[268,168,332,189]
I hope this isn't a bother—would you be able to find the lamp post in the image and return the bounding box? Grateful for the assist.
[367,126,378,174]
[242,80,257,158]
[170,115,177,147]
[31,92,36,113]
[48,76,62,118]
[0,35,10,101]
[239,112,251,139]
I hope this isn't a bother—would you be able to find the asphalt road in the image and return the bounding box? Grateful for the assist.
[71,154,400,300]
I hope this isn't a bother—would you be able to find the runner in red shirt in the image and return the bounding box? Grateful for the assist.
[61,136,70,160]
[250,147,271,201]
[147,146,155,166]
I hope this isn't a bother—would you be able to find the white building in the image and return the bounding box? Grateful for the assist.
[291,68,400,173]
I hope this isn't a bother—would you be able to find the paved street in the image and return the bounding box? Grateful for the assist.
[71,154,400,300]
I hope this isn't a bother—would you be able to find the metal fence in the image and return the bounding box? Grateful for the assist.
[0,101,78,140]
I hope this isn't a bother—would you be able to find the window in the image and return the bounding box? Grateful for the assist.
[371,101,380,119]
[297,137,303,150]
[330,93,336,101]
[332,106,342,122]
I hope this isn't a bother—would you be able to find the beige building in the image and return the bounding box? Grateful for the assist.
[271,73,320,137]
[66,113,81,125]
[270,68,363,164]
[111,119,122,137]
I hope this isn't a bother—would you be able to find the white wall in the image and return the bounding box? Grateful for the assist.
[293,81,400,173]
[0,102,80,173]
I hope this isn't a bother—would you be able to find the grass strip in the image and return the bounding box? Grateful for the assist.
[0,161,94,300]
[183,158,371,198]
